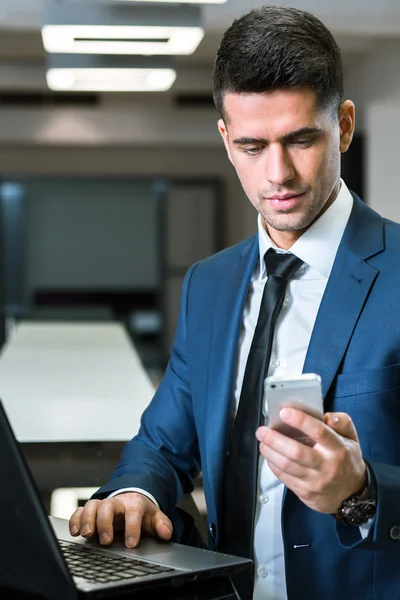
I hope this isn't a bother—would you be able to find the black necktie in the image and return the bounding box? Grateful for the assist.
[219,249,304,591]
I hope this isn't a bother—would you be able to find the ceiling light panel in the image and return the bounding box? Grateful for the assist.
[45,54,177,92]
[47,68,176,92]
[42,3,204,56]
[42,25,204,56]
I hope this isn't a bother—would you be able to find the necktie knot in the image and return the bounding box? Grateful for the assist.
[264,248,304,281]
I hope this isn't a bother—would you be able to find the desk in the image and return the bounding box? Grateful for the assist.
[0,321,154,443]
[0,321,155,504]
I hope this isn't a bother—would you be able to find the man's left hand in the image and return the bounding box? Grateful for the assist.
[255,410,366,514]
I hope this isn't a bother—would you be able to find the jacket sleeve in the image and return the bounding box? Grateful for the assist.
[336,460,400,551]
[93,262,202,516]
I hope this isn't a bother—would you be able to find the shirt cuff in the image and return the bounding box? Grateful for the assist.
[107,487,160,508]
[359,519,373,540]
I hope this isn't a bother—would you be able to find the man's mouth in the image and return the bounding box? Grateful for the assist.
[266,192,305,210]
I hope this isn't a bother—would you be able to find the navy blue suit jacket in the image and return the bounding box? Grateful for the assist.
[96,196,400,600]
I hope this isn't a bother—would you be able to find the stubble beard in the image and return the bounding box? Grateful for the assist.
[261,209,317,232]
[257,190,325,233]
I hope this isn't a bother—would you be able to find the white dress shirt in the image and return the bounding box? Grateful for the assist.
[111,180,363,599]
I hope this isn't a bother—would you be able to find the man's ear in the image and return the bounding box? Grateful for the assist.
[338,100,355,153]
[218,119,233,163]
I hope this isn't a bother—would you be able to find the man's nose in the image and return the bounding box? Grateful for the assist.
[265,145,294,185]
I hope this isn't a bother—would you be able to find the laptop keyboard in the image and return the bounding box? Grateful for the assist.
[59,540,176,585]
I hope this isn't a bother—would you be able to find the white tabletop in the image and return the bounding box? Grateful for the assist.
[0,322,155,443]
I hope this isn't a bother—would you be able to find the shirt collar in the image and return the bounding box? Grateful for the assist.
[257,179,354,279]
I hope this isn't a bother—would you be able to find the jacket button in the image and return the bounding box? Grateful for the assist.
[390,526,400,540]
[208,522,216,538]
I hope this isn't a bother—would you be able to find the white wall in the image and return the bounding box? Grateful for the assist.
[367,101,400,221]
[344,40,400,133]
[343,39,400,220]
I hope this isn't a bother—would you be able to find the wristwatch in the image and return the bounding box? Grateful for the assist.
[335,461,377,526]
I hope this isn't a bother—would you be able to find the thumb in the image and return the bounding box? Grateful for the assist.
[324,412,359,442]
[151,509,173,540]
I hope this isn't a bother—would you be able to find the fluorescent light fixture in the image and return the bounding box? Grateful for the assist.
[42,25,204,56]
[47,68,176,92]
[45,54,176,92]
[42,3,204,56]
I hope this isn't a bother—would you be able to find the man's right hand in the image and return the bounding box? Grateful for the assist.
[69,492,173,549]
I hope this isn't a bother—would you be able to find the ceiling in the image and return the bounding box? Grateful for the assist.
[0,0,396,97]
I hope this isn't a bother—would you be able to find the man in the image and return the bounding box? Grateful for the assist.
[69,6,400,600]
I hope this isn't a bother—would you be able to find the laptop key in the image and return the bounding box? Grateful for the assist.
[120,569,156,577]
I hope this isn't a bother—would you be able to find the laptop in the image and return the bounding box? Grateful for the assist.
[0,400,251,599]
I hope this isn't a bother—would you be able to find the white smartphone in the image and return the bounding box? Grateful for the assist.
[264,373,323,446]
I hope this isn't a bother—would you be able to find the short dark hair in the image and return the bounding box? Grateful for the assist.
[213,5,344,120]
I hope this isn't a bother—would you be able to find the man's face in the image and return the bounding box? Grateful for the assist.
[218,88,355,249]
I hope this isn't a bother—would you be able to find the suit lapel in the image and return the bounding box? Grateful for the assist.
[302,249,378,399]
[204,236,259,519]
[303,196,384,400]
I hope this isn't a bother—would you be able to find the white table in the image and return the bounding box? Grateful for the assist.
[0,321,156,507]
[0,321,155,442]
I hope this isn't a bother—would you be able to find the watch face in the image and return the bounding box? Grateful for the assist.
[341,500,376,526]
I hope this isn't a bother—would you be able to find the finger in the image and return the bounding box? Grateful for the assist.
[69,506,84,536]
[152,511,173,540]
[258,427,320,469]
[267,457,309,496]
[256,425,268,442]
[76,499,101,538]
[279,408,342,450]
[124,499,147,548]
[324,412,359,442]
[141,504,173,540]
[323,412,339,427]
[259,440,316,478]
[96,498,119,545]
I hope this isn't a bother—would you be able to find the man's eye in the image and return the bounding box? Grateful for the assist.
[292,138,313,147]
[243,147,262,155]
